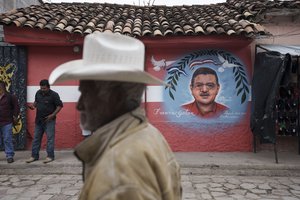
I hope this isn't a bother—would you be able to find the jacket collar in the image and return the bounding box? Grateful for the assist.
[74,107,147,165]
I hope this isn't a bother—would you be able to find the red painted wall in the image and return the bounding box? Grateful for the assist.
[5,26,254,151]
[26,45,82,149]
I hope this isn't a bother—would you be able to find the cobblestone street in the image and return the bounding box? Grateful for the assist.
[0,175,82,200]
[182,175,300,200]
[1,151,300,199]
[1,174,300,200]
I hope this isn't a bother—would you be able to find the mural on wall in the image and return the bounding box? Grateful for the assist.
[151,49,250,129]
[0,46,27,150]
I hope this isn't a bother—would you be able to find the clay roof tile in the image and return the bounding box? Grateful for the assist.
[1,1,290,37]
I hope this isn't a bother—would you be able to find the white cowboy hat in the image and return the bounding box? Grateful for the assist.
[49,32,167,85]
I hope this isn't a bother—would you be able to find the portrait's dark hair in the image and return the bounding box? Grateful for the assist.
[0,80,6,90]
[190,67,219,86]
[39,79,50,87]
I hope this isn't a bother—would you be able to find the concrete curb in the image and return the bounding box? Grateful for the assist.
[181,166,300,177]
[1,150,300,176]
[2,163,300,176]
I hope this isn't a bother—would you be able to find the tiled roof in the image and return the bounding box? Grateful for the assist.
[229,0,300,11]
[0,0,299,38]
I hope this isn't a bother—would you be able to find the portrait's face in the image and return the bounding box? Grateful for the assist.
[190,74,220,106]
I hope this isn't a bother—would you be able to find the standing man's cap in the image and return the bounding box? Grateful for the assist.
[49,32,167,85]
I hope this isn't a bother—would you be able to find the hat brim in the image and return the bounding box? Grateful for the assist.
[49,59,168,86]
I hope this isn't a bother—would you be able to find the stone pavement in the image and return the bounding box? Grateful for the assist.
[0,174,82,200]
[1,174,300,199]
[1,150,300,199]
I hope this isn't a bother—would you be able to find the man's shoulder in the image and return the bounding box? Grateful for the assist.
[4,92,12,98]
[49,89,62,98]
[181,101,195,109]
[110,124,173,165]
[49,89,58,95]
[114,123,162,149]
[216,102,229,111]
[35,90,42,96]
[95,125,172,171]
[5,92,16,101]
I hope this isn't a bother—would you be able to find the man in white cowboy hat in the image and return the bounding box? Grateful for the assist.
[49,32,181,200]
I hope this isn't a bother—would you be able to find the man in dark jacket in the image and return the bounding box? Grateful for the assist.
[26,79,63,164]
[0,80,19,163]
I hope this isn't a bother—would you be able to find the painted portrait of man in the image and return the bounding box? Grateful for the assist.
[181,67,229,118]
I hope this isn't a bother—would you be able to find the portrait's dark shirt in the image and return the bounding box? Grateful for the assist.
[35,89,63,124]
[0,93,19,126]
[182,101,228,118]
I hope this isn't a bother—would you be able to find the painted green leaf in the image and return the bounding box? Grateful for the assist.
[171,83,176,91]
[169,90,174,100]
[242,76,249,84]
[233,67,236,73]
[244,85,249,93]
[237,88,243,96]
[235,71,239,77]
[241,92,246,104]
[173,78,178,86]
[167,76,173,80]
[236,79,242,88]
[175,73,178,80]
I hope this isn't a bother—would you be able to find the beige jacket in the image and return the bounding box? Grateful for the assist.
[75,108,181,200]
